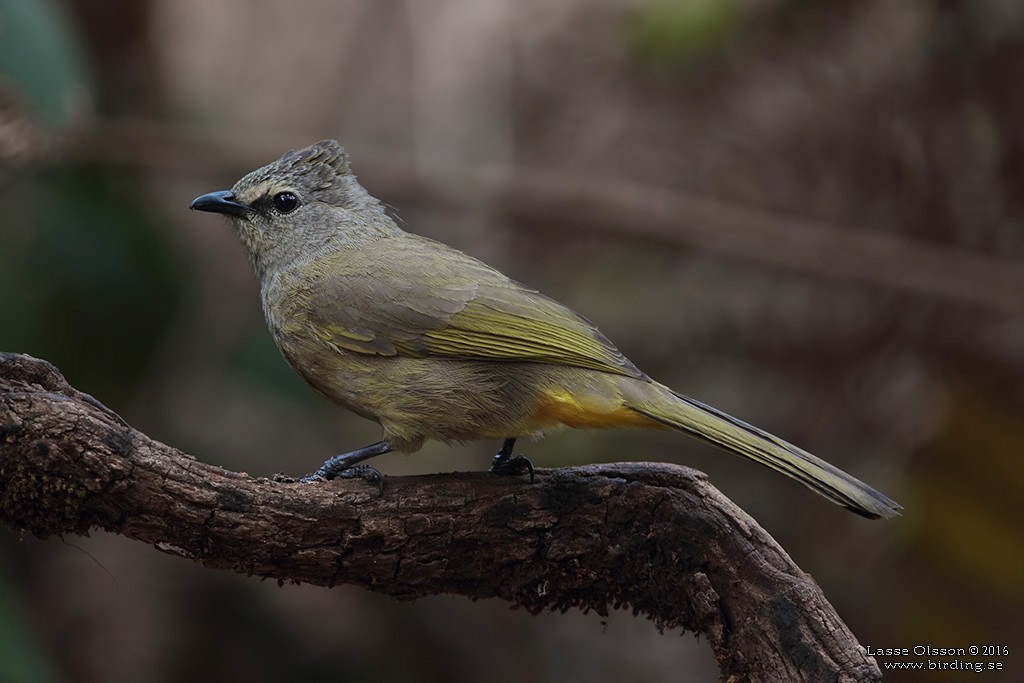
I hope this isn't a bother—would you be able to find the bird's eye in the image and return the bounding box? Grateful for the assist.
[272,191,299,213]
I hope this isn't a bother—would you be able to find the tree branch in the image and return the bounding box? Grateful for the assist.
[0,352,880,682]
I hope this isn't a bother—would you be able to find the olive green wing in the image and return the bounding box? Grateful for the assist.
[296,237,645,379]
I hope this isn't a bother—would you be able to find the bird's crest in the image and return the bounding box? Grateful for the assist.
[234,140,353,199]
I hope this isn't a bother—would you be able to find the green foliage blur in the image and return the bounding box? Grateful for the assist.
[626,0,748,73]
[0,0,89,127]
[0,167,181,399]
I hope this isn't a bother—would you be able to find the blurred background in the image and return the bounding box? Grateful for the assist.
[1,0,1022,681]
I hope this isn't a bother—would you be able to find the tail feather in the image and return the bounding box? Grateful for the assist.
[623,381,901,519]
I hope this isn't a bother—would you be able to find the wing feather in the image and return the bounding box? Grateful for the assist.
[296,237,645,379]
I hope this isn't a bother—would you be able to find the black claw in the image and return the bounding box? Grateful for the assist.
[292,441,391,490]
[298,463,384,493]
[491,453,535,483]
[338,464,385,495]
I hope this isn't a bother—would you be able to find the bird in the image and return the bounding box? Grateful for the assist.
[190,140,900,519]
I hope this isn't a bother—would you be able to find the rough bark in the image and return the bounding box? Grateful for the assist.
[0,352,881,682]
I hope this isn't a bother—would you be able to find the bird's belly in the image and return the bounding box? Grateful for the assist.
[273,329,662,444]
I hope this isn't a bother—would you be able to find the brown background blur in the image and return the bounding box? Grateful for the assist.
[1,1,1022,681]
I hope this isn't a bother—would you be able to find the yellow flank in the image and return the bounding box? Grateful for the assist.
[532,387,667,430]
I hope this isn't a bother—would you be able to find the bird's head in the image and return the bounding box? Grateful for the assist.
[191,140,395,277]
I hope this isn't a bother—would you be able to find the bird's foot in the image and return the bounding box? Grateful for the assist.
[270,441,390,492]
[490,452,535,482]
[295,463,384,494]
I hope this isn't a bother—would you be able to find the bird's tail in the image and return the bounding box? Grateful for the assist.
[620,379,901,519]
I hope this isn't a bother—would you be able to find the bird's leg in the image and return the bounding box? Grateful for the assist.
[295,440,392,490]
[490,437,534,482]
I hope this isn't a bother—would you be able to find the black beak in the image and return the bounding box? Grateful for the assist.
[190,190,253,218]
